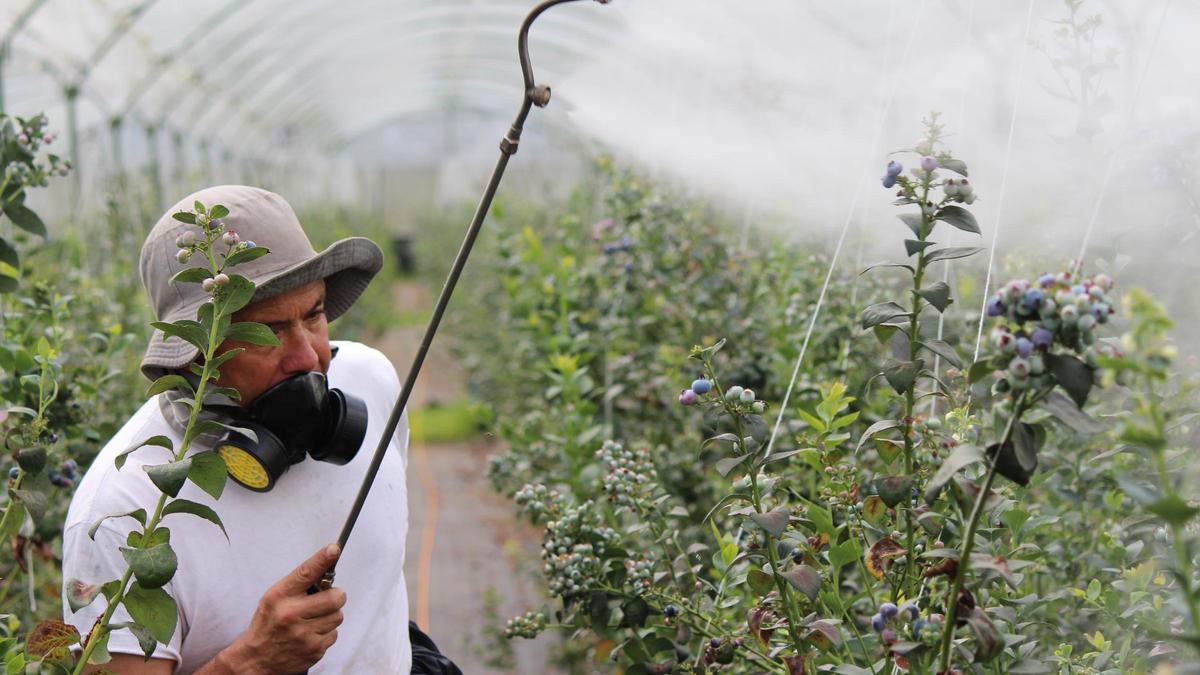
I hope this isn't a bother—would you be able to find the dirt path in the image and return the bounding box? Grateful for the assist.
[374,280,558,673]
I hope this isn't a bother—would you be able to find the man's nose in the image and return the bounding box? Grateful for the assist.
[277,327,320,374]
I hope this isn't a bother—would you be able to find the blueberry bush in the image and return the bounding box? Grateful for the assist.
[456,120,1199,674]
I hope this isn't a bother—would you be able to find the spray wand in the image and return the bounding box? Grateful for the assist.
[309,0,612,594]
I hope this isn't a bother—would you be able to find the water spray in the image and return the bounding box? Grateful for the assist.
[308,0,613,595]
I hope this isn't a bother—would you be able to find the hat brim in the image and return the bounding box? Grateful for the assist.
[140,237,384,381]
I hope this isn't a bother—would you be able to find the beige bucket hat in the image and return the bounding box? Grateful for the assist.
[139,185,384,381]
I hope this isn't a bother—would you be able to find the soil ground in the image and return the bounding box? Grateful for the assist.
[372,280,559,674]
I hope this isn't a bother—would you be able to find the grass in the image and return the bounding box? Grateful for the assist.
[408,398,484,444]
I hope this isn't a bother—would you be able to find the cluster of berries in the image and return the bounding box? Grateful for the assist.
[10,458,77,488]
[541,501,620,598]
[678,378,767,415]
[986,270,1120,390]
[514,482,561,524]
[503,611,547,639]
[702,637,740,666]
[870,601,920,645]
[175,220,258,293]
[597,440,656,506]
[623,555,657,594]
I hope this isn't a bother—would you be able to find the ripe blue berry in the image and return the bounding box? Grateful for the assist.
[901,602,918,621]
[1038,273,1056,288]
[691,378,712,394]
[1016,337,1033,358]
[871,613,886,632]
[1023,288,1045,308]
[913,618,928,638]
[7,467,18,480]
[664,605,680,618]
[882,174,897,189]
[1032,328,1053,349]
[879,602,898,619]
[678,389,698,406]
[886,161,903,178]
[986,297,1005,317]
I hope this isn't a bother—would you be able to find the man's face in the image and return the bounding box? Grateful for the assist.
[213,279,332,405]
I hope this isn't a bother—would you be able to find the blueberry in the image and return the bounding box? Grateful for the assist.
[724,386,744,401]
[1023,288,1045,308]
[710,638,721,648]
[1038,273,1056,288]
[871,613,886,632]
[1032,328,1053,349]
[678,389,698,406]
[664,605,679,618]
[61,459,78,478]
[913,618,928,637]
[1072,284,1086,296]
[48,470,63,486]
[985,297,1005,317]
[739,389,756,404]
[881,627,897,643]
[902,603,919,621]
[690,378,712,394]
[7,467,18,480]
[1016,337,1033,358]
[879,602,898,619]
[886,161,903,177]
[882,174,897,189]
[1009,357,1031,379]
[920,156,937,172]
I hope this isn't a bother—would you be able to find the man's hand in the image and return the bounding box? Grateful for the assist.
[215,543,346,674]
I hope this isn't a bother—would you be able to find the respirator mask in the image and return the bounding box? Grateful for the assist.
[211,372,368,492]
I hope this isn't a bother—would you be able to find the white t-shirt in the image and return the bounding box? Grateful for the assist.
[61,341,411,674]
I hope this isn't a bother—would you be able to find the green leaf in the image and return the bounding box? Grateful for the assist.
[916,282,953,312]
[171,211,196,224]
[828,539,861,574]
[122,584,178,645]
[925,444,985,503]
[1044,353,1094,408]
[12,489,47,523]
[747,569,773,594]
[151,320,207,351]
[147,374,193,397]
[223,245,269,268]
[898,213,924,237]
[0,502,27,539]
[207,347,244,372]
[806,501,835,537]
[0,238,18,267]
[161,499,227,538]
[170,267,212,285]
[856,419,899,453]
[215,274,255,315]
[619,597,650,628]
[934,204,980,234]
[187,452,228,500]
[116,435,174,470]
[194,200,207,214]
[965,607,1004,662]
[989,422,1039,486]
[905,239,934,257]
[15,446,46,474]
[0,271,18,294]
[714,453,750,477]
[861,302,910,329]
[749,506,790,537]
[88,509,147,540]
[108,622,158,659]
[862,495,887,523]
[939,158,969,176]
[2,202,46,237]
[208,204,229,219]
[873,475,914,508]
[65,579,102,612]
[884,359,922,395]
[224,321,280,347]
[1041,390,1104,435]
[781,564,822,600]
[188,419,257,445]
[924,246,983,264]
[143,459,193,498]
[919,339,962,369]
[861,261,915,276]
[968,357,998,384]
[121,543,178,589]
[1146,494,1200,526]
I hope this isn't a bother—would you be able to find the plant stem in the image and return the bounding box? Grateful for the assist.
[936,392,1028,673]
[73,287,223,673]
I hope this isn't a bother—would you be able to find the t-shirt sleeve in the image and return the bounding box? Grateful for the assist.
[62,520,183,666]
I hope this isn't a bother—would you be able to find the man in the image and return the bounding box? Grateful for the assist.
[61,185,412,673]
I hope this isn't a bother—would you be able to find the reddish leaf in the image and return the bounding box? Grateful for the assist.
[26,620,80,659]
[923,557,959,579]
[866,537,906,579]
[970,553,1019,589]
[783,653,805,675]
[807,619,843,651]
[747,607,775,646]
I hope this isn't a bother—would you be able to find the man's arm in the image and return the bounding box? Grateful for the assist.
[79,544,346,675]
